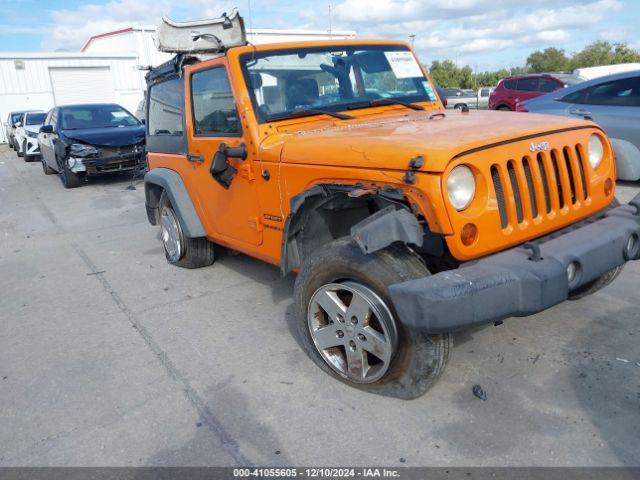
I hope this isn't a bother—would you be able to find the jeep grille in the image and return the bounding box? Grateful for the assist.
[490,145,590,229]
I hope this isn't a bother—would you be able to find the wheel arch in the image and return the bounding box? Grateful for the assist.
[144,168,206,238]
[610,137,640,181]
[280,184,445,276]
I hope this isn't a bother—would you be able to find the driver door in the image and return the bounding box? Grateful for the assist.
[185,59,263,247]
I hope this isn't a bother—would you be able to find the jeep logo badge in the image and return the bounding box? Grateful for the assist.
[529,141,549,152]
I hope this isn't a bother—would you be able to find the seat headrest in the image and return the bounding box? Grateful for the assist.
[285,78,319,110]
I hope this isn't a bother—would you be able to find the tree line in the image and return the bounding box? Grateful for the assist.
[427,41,640,89]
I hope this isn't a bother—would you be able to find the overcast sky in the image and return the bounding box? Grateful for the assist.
[0,0,638,71]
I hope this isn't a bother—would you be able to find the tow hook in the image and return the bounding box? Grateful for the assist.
[522,242,543,262]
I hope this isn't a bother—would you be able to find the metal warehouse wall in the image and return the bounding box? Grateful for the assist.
[83,29,172,68]
[82,26,356,69]
[0,53,143,143]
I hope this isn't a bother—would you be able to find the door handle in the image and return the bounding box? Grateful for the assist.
[570,108,591,116]
[186,153,204,163]
[569,108,592,120]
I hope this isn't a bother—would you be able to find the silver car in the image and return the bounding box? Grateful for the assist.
[520,70,640,181]
[442,87,493,110]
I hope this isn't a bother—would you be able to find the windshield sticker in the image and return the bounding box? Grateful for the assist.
[384,51,423,79]
[422,81,437,101]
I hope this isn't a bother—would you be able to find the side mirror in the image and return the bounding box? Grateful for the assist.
[140,118,146,125]
[40,125,53,134]
[14,122,21,128]
[210,143,247,189]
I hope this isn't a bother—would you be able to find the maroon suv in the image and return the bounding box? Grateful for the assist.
[489,73,581,111]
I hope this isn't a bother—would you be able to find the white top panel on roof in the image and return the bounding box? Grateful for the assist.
[154,8,246,54]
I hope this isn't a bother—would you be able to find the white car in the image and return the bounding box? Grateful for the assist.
[14,111,46,160]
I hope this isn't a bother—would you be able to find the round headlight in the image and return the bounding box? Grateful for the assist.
[447,165,476,211]
[588,134,603,169]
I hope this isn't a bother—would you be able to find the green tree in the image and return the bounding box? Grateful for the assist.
[426,60,479,89]
[612,43,640,63]
[427,59,461,88]
[570,41,640,69]
[459,65,475,89]
[526,47,570,72]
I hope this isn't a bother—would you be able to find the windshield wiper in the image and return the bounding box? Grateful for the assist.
[347,98,424,111]
[265,108,354,122]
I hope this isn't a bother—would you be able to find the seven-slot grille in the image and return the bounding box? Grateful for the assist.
[491,144,590,229]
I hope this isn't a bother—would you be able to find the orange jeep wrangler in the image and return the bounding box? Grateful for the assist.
[143,12,640,398]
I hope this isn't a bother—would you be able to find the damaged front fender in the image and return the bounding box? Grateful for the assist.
[280,184,432,276]
[350,205,423,254]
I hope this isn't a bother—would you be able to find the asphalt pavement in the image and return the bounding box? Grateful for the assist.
[0,144,639,466]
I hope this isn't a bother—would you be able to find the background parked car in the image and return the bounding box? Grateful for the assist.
[38,103,145,189]
[13,111,46,160]
[434,85,448,107]
[4,111,28,150]
[518,70,640,181]
[135,96,146,122]
[442,87,493,109]
[489,73,582,111]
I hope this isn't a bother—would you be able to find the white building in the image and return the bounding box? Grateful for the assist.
[1,25,355,143]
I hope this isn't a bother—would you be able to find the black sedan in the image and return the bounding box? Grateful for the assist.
[38,104,145,188]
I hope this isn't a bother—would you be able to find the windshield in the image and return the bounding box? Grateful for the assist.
[25,113,46,125]
[60,105,140,130]
[241,45,437,122]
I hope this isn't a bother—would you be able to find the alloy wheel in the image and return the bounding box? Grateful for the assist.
[160,206,183,263]
[308,281,397,384]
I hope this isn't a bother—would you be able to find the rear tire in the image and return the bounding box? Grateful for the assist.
[158,190,215,269]
[294,237,451,399]
[497,105,511,111]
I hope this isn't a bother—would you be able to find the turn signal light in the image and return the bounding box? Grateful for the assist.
[461,223,478,246]
[604,178,614,197]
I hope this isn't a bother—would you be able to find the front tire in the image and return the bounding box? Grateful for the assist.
[16,139,24,157]
[41,156,55,175]
[294,237,451,399]
[569,198,624,299]
[22,140,32,162]
[58,156,81,188]
[568,266,623,300]
[158,190,215,269]
[497,105,511,111]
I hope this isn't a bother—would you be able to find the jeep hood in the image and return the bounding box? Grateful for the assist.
[61,125,145,147]
[277,110,593,172]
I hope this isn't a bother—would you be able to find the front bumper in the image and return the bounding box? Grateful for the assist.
[25,138,39,156]
[69,152,145,175]
[389,194,640,333]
